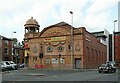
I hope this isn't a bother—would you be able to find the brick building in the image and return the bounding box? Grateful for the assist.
[114,32,120,65]
[91,30,109,62]
[24,17,107,69]
[13,46,24,64]
[0,35,25,64]
[0,35,12,61]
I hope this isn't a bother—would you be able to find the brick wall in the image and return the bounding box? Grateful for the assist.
[83,28,107,69]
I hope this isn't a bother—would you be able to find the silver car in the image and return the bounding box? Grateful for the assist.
[1,62,7,71]
[1,61,12,70]
[7,61,18,70]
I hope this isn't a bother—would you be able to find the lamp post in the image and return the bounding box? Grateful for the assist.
[70,11,74,69]
[0,37,2,83]
[11,31,16,38]
[11,31,16,61]
[59,54,61,64]
[0,36,3,61]
[114,20,117,32]
[39,53,43,65]
[113,20,117,62]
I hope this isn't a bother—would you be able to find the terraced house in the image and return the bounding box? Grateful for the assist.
[24,17,107,69]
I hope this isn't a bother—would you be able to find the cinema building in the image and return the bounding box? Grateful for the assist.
[24,17,107,69]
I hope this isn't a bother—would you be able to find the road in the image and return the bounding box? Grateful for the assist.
[1,68,119,82]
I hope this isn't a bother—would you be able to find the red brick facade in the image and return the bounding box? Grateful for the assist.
[115,32,120,65]
[13,47,25,64]
[0,36,12,61]
[24,18,107,69]
[83,29,107,68]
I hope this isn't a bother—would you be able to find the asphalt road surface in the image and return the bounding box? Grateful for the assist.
[1,68,119,82]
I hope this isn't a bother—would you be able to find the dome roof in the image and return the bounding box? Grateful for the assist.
[24,17,40,28]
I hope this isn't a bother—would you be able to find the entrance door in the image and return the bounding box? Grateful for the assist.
[75,58,81,69]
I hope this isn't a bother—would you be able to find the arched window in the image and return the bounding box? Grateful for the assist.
[57,46,64,52]
[95,50,98,63]
[91,49,94,64]
[87,47,89,61]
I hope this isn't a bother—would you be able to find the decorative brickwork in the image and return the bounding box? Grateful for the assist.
[24,18,107,69]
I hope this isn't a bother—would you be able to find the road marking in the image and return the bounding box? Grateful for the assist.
[23,74,45,76]
[51,75,58,77]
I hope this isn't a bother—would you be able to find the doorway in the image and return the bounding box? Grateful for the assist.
[75,58,81,69]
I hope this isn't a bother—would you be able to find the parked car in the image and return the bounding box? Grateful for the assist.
[18,63,25,68]
[1,62,7,71]
[6,61,18,70]
[1,61,13,70]
[98,64,116,73]
[106,61,119,67]
[106,61,115,66]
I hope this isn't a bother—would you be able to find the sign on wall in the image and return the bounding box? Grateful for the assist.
[25,50,29,57]
[44,36,66,42]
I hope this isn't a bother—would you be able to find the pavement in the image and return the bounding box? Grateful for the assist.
[0,71,10,74]
[1,67,98,76]
[27,67,98,71]
[0,67,98,76]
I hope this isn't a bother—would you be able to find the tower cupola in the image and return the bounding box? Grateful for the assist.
[24,17,40,33]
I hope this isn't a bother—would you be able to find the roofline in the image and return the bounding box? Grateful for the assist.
[0,35,11,40]
[91,31,104,34]
[114,31,120,34]
[45,21,73,28]
[39,21,74,37]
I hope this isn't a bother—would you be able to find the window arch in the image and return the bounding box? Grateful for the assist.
[57,46,64,52]
[87,47,89,61]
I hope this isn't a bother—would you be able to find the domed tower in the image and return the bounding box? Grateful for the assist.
[24,17,40,34]
[24,17,40,67]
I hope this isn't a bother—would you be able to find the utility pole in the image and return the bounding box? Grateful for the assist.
[11,31,16,61]
[0,36,3,61]
[70,11,74,69]
[113,20,117,62]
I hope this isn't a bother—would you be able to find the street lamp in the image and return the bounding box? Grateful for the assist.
[0,36,3,61]
[70,11,74,69]
[11,31,16,38]
[59,54,61,64]
[11,31,16,61]
[113,20,117,62]
[39,53,43,65]
[114,20,117,32]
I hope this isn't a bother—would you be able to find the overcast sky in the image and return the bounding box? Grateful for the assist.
[0,0,119,42]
